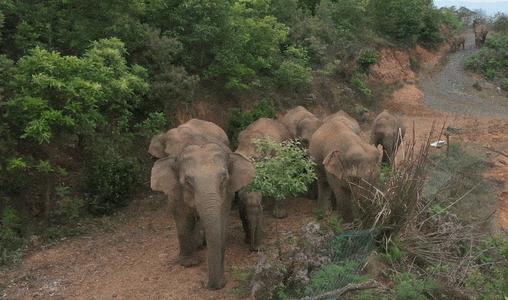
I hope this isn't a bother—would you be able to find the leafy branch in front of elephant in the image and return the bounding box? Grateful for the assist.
[247,138,317,202]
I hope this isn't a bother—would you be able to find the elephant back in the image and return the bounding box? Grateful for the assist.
[236,118,291,158]
[279,106,316,138]
[323,110,360,134]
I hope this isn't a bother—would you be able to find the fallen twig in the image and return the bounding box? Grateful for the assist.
[483,146,508,159]
[296,280,381,300]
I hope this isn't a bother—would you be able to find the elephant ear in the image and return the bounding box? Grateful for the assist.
[148,133,168,158]
[323,150,345,180]
[151,157,179,197]
[229,152,256,192]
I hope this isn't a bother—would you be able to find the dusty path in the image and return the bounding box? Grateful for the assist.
[390,30,508,231]
[0,196,315,299]
[420,30,508,117]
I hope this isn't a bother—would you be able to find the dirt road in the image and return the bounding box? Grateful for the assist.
[421,30,508,117]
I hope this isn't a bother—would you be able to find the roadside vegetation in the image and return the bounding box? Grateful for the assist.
[466,13,508,91]
[238,132,507,299]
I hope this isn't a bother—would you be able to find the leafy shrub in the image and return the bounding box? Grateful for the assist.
[274,46,312,91]
[50,186,84,225]
[0,207,25,265]
[493,13,508,33]
[357,48,379,73]
[393,273,437,300]
[305,260,366,296]
[351,72,372,96]
[466,34,508,83]
[227,99,278,148]
[85,152,140,216]
[247,139,317,202]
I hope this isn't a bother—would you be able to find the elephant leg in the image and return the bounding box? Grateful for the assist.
[326,173,354,222]
[272,197,288,219]
[173,203,200,267]
[317,166,333,213]
[192,217,206,250]
[238,192,251,243]
[248,201,263,251]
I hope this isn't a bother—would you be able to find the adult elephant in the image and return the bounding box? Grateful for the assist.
[150,123,254,290]
[370,110,405,164]
[279,106,322,145]
[323,110,361,134]
[309,119,381,221]
[148,119,230,158]
[474,24,488,48]
[236,118,291,219]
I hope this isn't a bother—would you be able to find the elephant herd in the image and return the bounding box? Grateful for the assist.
[450,19,489,52]
[148,107,405,290]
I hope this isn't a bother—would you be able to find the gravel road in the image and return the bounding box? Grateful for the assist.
[420,30,508,118]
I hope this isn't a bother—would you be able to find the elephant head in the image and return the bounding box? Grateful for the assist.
[323,145,382,185]
[148,132,168,158]
[297,117,322,145]
[151,143,255,289]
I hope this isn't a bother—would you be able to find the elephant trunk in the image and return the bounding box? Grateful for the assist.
[196,192,227,290]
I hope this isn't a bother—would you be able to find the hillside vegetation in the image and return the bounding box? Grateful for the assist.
[0,1,462,264]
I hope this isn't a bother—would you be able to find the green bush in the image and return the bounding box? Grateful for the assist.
[247,139,317,202]
[274,46,312,91]
[0,207,25,265]
[466,34,508,83]
[227,99,278,148]
[357,48,379,73]
[393,273,437,300]
[305,260,366,296]
[351,72,372,96]
[85,152,140,216]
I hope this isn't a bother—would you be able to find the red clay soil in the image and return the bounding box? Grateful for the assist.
[0,197,316,299]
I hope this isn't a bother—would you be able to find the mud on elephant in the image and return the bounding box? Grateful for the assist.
[310,119,382,221]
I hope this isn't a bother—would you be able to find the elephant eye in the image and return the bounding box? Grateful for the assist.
[184,176,193,186]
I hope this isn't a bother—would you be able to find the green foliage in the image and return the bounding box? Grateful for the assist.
[247,139,317,201]
[393,273,438,300]
[227,99,278,147]
[85,151,140,216]
[5,38,148,144]
[493,13,508,33]
[357,48,379,73]
[305,260,366,296]
[466,34,508,84]
[0,207,25,265]
[351,72,372,96]
[274,46,312,91]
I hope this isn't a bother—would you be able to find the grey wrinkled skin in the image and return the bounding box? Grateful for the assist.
[279,106,322,145]
[370,110,405,165]
[309,118,382,221]
[238,190,263,251]
[150,121,254,290]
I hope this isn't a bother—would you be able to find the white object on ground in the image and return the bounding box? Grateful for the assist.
[430,140,447,148]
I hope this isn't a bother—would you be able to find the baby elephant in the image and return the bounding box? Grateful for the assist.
[370,110,405,164]
[238,190,263,251]
[451,35,466,51]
